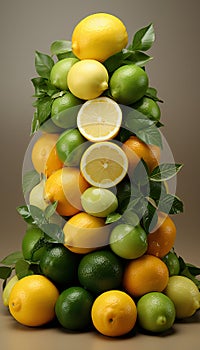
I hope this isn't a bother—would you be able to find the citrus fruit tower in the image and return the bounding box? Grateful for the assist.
[1,13,200,337]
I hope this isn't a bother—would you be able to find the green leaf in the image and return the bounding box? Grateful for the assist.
[57,52,77,60]
[0,251,23,266]
[16,205,33,223]
[127,192,148,220]
[131,23,155,51]
[116,177,131,214]
[50,40,72,56]
[136,125,162,148]
[116,127,134,143]
[145,87,163,103]
[36,96,53,124]
[31,111,40,134]
[150,163,183,182]
[35,51,54,79]
[156,193,184,214]
[142,202,158,232]
[44,201,58,220]
[124,51,153,67]
[29,205,48,226]
[149,180,167,201]
[104,50,131,73]
[39,223,64,243]
[178,257,200,289]
[22,170,40,195]
[186,263,200,276]
[0,266,12,280]
[124,109,163,147]
[133,159,149,187]
[31,77,48,98]
[15,259,33,279]
[124,108,155,131]
[105,212,122,224]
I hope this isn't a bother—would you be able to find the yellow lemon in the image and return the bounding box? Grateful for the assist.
[91,290,137,337]
[72,13,128,62]
[31,133,63,178]
[9,275,59,327]
[67,59,109,100]
[80,141,128,188]
[63,212,110,254]
[164,275,200,319]
[77,97,122,142]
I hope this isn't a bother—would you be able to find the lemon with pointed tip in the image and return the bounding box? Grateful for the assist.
[71,13,128,62]
[9,275,59,326]
[67,59,109,100]
[164,275,200,319]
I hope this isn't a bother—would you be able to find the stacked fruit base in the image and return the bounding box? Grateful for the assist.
[1,13,200,337]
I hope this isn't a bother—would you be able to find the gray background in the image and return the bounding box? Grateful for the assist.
[0,0,199,265]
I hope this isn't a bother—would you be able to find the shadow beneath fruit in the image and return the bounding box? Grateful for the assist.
[175,309,200,324]
[134,324,176,338]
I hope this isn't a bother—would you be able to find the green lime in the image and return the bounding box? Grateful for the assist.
[40,117,64,133]
[162,251,180,276]
[2,275,18,306]
[132,97,161,122]
[50,57,79,91]
[137,292,176,333]
[22,226,46,262]
[110,64,148,105]
[51,92,82,129]
[56,128,86,166]
[78,250,123,294]
[39,244,79,287]
[164,275,200,319]
[81,187,118,217]
[109,223,148,259]
[55,286,94,330]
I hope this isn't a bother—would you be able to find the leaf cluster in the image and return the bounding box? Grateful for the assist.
[105,161,184,232]
[104,23,155,73]
[0,202,66,287]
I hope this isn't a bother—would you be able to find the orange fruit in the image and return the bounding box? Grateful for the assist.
[123,254,169,297]
[123,135,160,174]
[91,290,137,337]
[44,167,90,216]
[31,133,63,178]
[63,212,110,254]
[147,212,177,258]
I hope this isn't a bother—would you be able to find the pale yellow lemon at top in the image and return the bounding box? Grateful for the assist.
[67,59,109,100]
[77,97,122,142]
[80,141,128,188]
[71,13,128,62]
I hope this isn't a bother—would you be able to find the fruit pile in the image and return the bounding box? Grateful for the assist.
[1,13,200,337]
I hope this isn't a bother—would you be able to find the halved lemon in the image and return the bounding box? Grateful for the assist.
[77,97,122,142]
[80,141,128,188]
